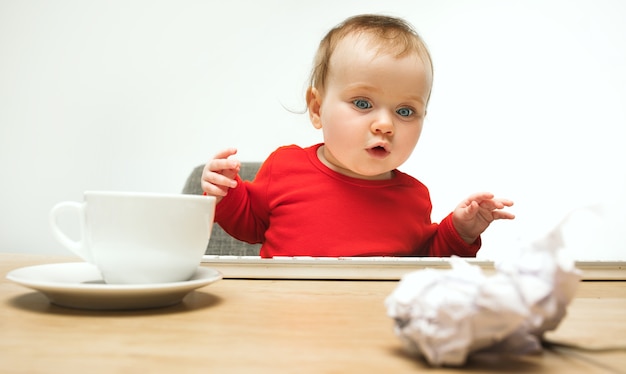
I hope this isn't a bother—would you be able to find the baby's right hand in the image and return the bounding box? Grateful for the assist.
[201,148,241,203]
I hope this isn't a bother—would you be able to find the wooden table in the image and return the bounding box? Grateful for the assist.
[1,253,625,373]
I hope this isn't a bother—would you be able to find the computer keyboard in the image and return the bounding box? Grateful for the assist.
[201,255,625,281]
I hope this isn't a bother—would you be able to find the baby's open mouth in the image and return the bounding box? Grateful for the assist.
[367,145,390,158]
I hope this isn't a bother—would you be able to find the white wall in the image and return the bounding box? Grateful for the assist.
[1,0,624,260]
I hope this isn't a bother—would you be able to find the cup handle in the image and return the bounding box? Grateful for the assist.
[49,201,94,263]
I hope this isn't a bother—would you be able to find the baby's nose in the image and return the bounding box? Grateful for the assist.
[371,111,394,134]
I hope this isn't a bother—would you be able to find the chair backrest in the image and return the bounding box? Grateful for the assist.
[182,163,263,256]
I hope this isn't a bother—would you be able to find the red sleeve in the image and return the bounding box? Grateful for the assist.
[214,159,274,244]
[427,213,481,257]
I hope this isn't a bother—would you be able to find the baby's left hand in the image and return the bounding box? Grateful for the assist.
[452,192,515,244]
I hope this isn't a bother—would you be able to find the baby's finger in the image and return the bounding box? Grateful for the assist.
[212,147,238,161]
[496,198,515,207]
[207,158,241,173]
[478,197,514,210]
[201,180,229,197]
[492,210,516,220]
[202,171,238,189]
[464,192,495,203]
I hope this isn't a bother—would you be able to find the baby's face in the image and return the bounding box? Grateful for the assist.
[310,34,431,180]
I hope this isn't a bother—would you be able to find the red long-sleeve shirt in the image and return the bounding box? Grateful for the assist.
[215,144,480,258]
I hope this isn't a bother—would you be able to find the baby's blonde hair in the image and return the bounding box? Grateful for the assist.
[309,14,434,100]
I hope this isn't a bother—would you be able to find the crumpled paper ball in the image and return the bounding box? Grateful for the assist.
[385,216,582,366]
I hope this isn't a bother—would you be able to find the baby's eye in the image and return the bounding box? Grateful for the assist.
[396,107,414,117]
[353,99,372,110]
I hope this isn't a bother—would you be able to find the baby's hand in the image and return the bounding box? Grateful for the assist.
[201,148,241,203]
[452,192,515,244]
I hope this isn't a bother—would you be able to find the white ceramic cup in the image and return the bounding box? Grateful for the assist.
[49,191,215,284]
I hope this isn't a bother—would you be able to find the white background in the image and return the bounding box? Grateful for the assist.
[1,0,625,260]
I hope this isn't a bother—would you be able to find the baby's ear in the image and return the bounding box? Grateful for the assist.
[306,87,323,129]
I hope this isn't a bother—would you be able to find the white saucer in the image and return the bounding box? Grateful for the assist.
[6,262,222,310]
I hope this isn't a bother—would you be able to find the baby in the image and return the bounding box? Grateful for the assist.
[202,14,514,258]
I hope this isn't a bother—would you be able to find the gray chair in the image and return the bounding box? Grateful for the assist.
[182,163,262,256]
